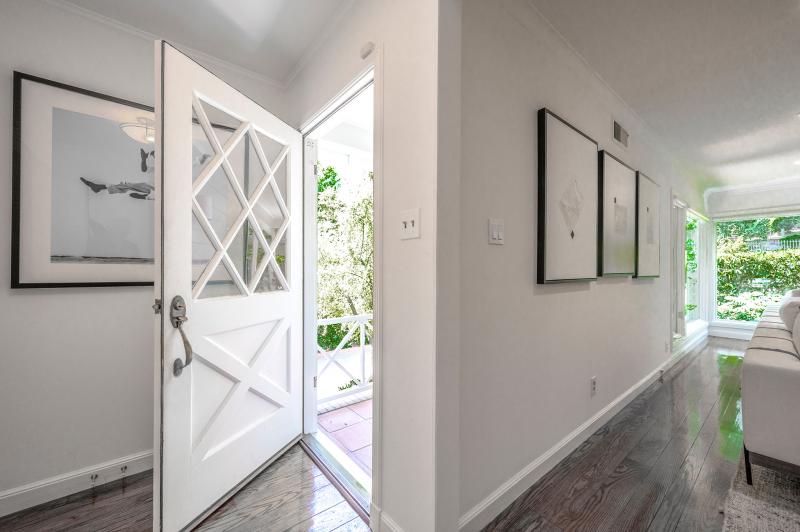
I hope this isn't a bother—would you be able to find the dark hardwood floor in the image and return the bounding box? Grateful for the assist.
[0,338,744,532]
[0,445,368,532]
[484,337,746,532]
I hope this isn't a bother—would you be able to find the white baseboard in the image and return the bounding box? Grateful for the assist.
[458,335,705,531]
[709,319,756,341]
[371,503,404,532]
[0,450,153,518]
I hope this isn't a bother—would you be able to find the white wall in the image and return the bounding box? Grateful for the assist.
[458,0,702,526]
[286,1,440,530]
[0,0,288,510]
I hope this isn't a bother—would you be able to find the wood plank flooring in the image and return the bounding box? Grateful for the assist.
[0,338,746,532]
[484,337,746,532]
[0,446,368,531]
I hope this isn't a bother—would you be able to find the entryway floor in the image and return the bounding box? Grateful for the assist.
[485,337,747,531]
[317,399,373,476]
[0,445,368,531]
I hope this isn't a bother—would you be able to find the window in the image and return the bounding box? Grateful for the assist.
[684,215,700,322]
[715,215,800,321]
[672,199,708,341]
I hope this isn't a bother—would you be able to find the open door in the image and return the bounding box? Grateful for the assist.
[154,42,303,531]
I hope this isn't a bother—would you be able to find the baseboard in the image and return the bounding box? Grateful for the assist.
[458,337,704,531]
[0,450,153,517]
[709,319,756,341]
[370,504,404,532]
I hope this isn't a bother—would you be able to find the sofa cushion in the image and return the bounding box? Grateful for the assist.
[794,313,800,355]
[779,297,800,330]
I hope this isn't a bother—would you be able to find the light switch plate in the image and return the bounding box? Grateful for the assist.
[400,208,421,240]
[489,218,504,245]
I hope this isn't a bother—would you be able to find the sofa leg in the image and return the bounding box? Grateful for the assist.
[744,445,753,485]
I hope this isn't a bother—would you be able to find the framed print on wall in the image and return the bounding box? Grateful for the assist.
[635,172,661,278]
[598,150,636,276]
[11,72,155,288]
[537,108,599,284]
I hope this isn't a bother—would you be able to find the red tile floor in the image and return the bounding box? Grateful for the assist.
[317,399,373,475]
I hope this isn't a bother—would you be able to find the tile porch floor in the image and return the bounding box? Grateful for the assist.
[318,399,373,476]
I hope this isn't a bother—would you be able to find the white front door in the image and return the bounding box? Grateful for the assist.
[154,42,303,531]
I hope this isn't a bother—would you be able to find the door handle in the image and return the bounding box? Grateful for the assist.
[170,295,193,377]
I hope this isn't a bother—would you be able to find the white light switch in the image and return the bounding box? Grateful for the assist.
[400,208,421,240]
[489,218,504,245]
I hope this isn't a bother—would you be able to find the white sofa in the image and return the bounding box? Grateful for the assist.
[742,302,800,484]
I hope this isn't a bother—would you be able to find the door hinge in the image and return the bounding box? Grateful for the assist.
[313,163,319,177]
[313,376,317,388]
[153,298,162,314]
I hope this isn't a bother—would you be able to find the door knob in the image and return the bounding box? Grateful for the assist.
[170,295,193,376]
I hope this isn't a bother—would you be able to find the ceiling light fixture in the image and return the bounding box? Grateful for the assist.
[120,117,155,144]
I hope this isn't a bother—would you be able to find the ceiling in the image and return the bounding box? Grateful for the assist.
[60,0,351,85]
[531,0,800,189]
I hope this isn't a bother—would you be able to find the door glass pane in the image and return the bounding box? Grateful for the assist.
[199,260,242,299]
[227,221,265,286]
[196,164,243,244]
[192,108,215,183]
[228,133,266,199]
[198,98,242,148]
[271,155,288,205]
[254,130,284,169]
[255,262,286,293]
[253,182,286,245]
[192,213,215,287]
[273,233,288,283]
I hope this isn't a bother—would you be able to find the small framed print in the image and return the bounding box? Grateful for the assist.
[12,72,155,288]
[598,150,636,276]
[635,172,661,278]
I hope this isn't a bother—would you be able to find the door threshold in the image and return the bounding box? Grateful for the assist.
[299,436,370,521]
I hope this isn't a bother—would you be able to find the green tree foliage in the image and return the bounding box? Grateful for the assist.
[316,166,374,350]
[716,216,800,321]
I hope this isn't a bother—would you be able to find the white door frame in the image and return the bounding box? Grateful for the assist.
[300,51,384,528]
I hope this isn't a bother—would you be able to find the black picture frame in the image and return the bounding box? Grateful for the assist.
[12,71,155,289]
[537,107,600,284]
[634,171,661,279]
[597,150,637,277]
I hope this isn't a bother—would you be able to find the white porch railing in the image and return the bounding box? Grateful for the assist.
[746,239,800,251]
[317,314,373,402]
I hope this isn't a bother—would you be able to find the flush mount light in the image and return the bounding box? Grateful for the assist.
[120,117,155,144]
[794,160,800,166]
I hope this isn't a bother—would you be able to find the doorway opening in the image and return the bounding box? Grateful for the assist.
[302,74,375,514]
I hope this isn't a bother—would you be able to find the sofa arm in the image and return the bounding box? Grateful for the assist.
[742,349,800,466]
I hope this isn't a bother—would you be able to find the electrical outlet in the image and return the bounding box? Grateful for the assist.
[591,376,597,397]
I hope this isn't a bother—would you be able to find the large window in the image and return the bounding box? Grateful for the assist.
[715,215,800,321]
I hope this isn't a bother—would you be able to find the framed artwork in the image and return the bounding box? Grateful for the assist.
[537,108,599,284]
[12,72,156,288]
[598,150,636,276]
[635,172,661,278]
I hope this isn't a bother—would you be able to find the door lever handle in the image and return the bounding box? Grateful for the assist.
[170,295,193,376]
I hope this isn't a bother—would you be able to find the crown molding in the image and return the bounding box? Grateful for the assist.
[283,0,356,88]
[704,176,800,199]
[43,0,285,89]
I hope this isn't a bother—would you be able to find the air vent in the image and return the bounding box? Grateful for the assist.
[613,121,629,147]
